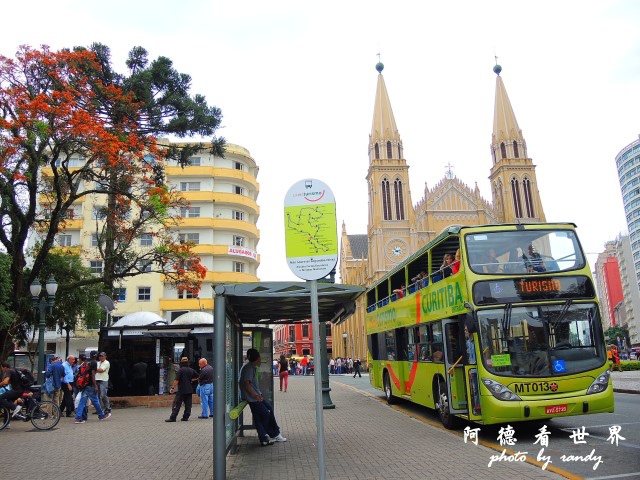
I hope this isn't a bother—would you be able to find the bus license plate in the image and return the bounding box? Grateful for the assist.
[545,404,568,415]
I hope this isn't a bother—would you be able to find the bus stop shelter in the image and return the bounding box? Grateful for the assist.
[212,281,364,479]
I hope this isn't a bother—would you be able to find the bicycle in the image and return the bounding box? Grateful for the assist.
[0,386,61,431]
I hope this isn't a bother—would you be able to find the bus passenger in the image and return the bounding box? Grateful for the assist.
[441,253,454,278]
[523,244,546,272]
[451,249,461,274]
[392,285,405,299]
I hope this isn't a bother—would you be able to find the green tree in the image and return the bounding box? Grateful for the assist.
[0,44,225,360]
[604,326,629,348]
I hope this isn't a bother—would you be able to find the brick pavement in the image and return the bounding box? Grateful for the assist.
[5,371,638,480]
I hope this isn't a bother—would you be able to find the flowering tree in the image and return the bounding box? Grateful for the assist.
[0,44,224,359]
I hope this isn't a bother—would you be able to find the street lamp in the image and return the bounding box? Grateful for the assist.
[30,276,58,380]
[342,332,347,357]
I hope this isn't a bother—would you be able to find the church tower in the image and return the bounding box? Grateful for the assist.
[366,61,416,281]
[489,63,546,223]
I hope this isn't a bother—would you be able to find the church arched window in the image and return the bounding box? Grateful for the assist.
[500,142,507,159]
[522,177,535,218]
[513,141,519,158]
[375,143,380,160]
[511,177,522,218]
[382,179,392,220]
[387,141,393,159]
[393,179,405,220]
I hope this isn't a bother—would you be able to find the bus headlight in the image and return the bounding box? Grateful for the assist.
[482,378,521,401]
[586,370,610,395]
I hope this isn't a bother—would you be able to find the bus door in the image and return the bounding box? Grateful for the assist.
[442,320,468,413]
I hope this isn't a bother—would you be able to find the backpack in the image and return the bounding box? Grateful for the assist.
[76,362,92,389]
[17,368,35,388]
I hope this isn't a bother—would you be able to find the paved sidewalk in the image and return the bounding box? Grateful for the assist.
[3,370,637,480]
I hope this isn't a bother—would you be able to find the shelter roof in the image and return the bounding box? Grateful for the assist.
[213,282,364,325]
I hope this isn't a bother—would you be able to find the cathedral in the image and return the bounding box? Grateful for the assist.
[335,61,547,361]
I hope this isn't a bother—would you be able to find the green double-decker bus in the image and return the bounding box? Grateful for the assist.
[366,223,614,428]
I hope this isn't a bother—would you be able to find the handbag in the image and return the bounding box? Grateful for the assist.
[43,376,55,395]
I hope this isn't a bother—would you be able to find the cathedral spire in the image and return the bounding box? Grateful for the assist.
[488,63,545,223]
[369,61,402,162]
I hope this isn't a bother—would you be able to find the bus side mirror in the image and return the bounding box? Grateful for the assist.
[464,309,478,334]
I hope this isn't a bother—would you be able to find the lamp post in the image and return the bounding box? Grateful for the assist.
[342,332,347,358]
[30,276,58,380]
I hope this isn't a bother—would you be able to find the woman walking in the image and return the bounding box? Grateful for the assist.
[279,354,289,392]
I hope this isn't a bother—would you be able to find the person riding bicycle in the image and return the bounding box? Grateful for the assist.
[0,361,25,417]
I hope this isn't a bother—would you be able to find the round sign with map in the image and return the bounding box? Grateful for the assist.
[284,179,338,281]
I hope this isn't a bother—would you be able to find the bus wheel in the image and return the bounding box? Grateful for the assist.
[436,378,457,429]
[383,371,396,404]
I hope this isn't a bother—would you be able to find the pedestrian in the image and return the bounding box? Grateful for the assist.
[278,354,289,392]
[96,352,111,415]
[197,358,214,419]
[353,358,362,378]
[329,357,335,374]
[165,356,198,422]
[240,348,287,446]
[301,355,309,376]
[0,361,25,417]
[61,355,75,417]
[74,352,110,423]
[272,358,279,376]
[44,356,65,406]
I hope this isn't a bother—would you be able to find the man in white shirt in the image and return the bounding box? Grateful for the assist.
[96,352,111,414]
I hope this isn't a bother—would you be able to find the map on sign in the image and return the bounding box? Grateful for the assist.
[284,178,338,281]
[285,205,337,256]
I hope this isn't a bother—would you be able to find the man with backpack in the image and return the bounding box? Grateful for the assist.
[74,352,110,423]
[0,361,25,417]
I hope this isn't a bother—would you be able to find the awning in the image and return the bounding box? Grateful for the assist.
[141,328,193,338]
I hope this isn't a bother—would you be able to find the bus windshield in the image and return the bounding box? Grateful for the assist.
[476,303,606,377]
[465,229,585,275]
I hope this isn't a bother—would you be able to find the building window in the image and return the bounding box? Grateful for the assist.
[90,260,103,274]
[58,235,72,247]
[180,207,201,218]
[92,208,106,220]
[374,143,380,160]
[113,288,126,302]
[138,287,151,301]
[302,324,309,338]
[523,178,535,218]
[180,181,201,191]
[234,185,245,195]
[500,142,507,159]
[289,325,295,343]
[386,141,392,159]
[140,233,153,246]
[381,179,392,220]
[177,288,196,299]
[90,234,99,247]
[393,179,405,220]
[178,233,200,244]
[511,178,523,218]
[233,261,245,273]
[136,260,152,272]
[234,161,245,171]
[66,209,75,219]
[233,235,245,246]
[513,140,519,158]
[233,210,245,221]
[188,157,201,166]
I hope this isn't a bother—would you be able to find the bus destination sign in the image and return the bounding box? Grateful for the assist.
[473,275,595,306]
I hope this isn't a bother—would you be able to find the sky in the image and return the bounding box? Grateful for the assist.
[2,1,639,282]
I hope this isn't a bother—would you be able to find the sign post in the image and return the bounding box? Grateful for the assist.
[284,178,338,480]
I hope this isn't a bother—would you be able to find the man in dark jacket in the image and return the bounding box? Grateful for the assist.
[165,357,198,422]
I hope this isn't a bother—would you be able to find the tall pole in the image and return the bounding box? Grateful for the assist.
[310,280,327,480]
[37,298,47,381]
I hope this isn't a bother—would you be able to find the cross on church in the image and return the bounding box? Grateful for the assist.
[445,162,455,179]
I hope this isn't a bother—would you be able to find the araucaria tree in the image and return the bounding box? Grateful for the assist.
[0,44,225,360]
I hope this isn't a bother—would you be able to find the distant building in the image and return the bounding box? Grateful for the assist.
[27,141,260,358]
[337,62,547,359]
[594,241,624,329]
[273,322,333,359]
